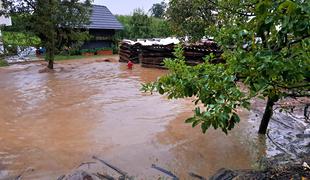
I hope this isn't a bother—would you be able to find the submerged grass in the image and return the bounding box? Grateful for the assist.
[53,55,112,61]
[0,59,8,67]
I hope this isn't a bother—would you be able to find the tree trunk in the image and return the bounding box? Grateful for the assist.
[258,96,277,134]
[46,46,54,69]
[47,58,53,69]
[46,31,55,69]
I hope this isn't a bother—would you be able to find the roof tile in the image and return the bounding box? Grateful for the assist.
[87,5,123,30]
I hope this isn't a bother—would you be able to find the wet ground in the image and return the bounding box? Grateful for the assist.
[0,56,304,179]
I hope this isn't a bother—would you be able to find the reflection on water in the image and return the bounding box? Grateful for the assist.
[0,58,263,179]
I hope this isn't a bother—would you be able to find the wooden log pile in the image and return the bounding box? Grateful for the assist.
[119,42,141,64]
[119,40,223,69]
[139,42,223,68]
[139,43,175,69]
[183,42,223,65]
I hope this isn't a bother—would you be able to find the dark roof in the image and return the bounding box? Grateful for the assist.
[87,5,123,30]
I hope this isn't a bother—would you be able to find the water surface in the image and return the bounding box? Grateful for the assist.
[0,58,260,179]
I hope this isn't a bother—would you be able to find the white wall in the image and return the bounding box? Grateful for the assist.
[0,16,12,26]
[0,0,12,26]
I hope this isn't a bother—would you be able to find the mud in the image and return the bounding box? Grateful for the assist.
[0,56,307,179]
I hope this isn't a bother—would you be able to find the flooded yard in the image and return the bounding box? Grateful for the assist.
[0,56,263,179]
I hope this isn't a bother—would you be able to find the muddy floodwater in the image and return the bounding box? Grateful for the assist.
[0,57,264,179]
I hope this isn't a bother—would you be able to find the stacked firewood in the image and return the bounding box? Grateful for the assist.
[139,44,175,69]
[119,42,141,64]
[184,42,223,65]
[119,40,223,68]
[139,42,222,68]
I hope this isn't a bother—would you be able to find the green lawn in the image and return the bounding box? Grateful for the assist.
[0,60,8,67]
[53,55,111,61]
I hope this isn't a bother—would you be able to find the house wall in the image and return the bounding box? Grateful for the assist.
[81,29,116,49]
[0,1,12,26]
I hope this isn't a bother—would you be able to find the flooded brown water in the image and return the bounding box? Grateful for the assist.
[0,56,263,179]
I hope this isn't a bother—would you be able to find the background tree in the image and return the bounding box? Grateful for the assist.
[129,8,152,39]
[1,0,92,69]
[149,1,167,19]
[143,0,310,135]
[166,0,216,40]
[115,15,132,40]
[150,17,172,38]
[116,9,173,40]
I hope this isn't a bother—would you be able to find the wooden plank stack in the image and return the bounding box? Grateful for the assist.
[139,43,175,69]
[119,42,141,64]
[183,42,223,65]
[119,40,223,68]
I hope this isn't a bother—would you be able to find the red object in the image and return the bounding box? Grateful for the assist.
[127,61,133,69]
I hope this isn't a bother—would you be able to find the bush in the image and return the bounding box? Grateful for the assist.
[112,44,119,54]
[80,49,96,54]
[94,47,113,52]
[68,49,81,56]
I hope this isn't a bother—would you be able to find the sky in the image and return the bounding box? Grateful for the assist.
[94,0,163,15]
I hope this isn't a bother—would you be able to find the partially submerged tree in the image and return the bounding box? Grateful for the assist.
[1,0,92,69]
[143,0,310,135]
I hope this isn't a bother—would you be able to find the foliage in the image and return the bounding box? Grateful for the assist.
[143,0,310,134]
[116,10,173,40]
[67,48,81,56]
[129,8,152,39]
[53,54,110,61]
[166,0,216,41]
[149,1,167,18]
[1,13,33,32]
[115,15,132,39]
[2,12,90,53]
[95,47,113,51]
[80,48,96,54]
[56,29,91,52]
[2,31,41,47]
[53,55,89,61]
[150,18,173,38]
[0,59,8,67]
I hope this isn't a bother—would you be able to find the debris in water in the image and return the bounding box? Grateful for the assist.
[151,164,179,180]
[93,156,128,179]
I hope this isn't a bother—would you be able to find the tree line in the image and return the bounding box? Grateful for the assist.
[115,9,172,40]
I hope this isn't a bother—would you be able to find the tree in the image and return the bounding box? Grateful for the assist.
[115,15,132,39]
[143,0,310,135]
[1,0,92,69]
[130,8,152,39]
[166,0,216,40]
[149,1,167,19]
[116,14,173,40]
[150,17,173,38]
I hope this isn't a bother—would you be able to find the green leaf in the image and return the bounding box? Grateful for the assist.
[158,86,164,95]
[185,117,195,123]
[192,120,200,128]
[231,113,240,123]
[201,121,211,133]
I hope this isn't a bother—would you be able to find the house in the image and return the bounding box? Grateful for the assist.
[81,5,123,49]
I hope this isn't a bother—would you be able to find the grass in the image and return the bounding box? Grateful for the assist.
[0,59,8,67]
[53,55,113,61]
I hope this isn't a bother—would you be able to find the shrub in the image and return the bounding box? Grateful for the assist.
[80,49,96,54]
